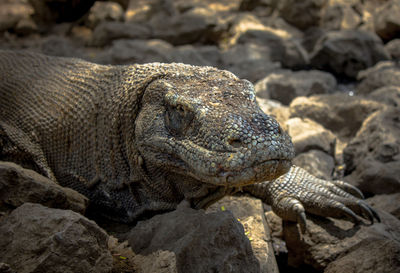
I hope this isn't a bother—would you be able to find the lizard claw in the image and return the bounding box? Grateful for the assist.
[262,166,380,232]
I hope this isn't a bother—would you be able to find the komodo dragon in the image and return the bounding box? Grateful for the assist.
[0,50,379,231]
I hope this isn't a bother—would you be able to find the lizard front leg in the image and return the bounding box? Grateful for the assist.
[244,165,380,232]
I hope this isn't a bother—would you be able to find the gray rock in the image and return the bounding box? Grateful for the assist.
[209,196,279,273]
[221,43,281,83]
[343,107,400,195]
[0,161,88,214]
[169,45,221,67]
[310,30,390,78]
[367,86,400,107]
[283,209,400,271]
[293,150,335,180]
[289,94,383,140]
[322,3,362,30]
[367,193,400,220]
[385,39,400,61]
[255,69,336,105]
[0,0,34,32]
[0,203,112,273]
[91,21,151,47]
[86,1,124,29]
[357,61,400,95]
[98,39,173,65]
[285,117,336,156]
[374,0,400,41]
[127,203,260,273]
[278,0,328,30]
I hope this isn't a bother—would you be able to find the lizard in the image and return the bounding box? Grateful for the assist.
[0,50,379,231]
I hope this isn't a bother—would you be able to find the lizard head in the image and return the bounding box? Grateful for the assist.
[134,64,294,188]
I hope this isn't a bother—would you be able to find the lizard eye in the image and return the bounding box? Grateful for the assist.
[165,103,194,135]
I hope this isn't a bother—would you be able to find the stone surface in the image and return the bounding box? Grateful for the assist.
[289,94,383,140]
[285,117,336,156]
[385,39,400,61]
[310,30,390,78]
[91,22,151,46]
[86,1,124,29]
[374,0,400,41]
[0,203,112,273]
[0,0,34,32]
[322,3,362,30]
[255,69,336,105]
[367,193,400,220]
[278,0,328,30]
[357,61,400,95]
[0,161,88,214]
[343,107,400,195]
[367,86,400,108]
[292,150,335,180]
[283,209,400,271]
[209,196,279,273]
[127,203,261,273]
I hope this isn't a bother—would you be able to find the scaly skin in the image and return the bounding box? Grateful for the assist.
[0,50,379,229]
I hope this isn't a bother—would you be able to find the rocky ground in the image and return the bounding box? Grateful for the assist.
[0,0,400,272]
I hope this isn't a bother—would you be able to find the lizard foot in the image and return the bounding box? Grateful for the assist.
[267,166,380,233]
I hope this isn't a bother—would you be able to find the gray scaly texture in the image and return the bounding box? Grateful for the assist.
[0,51,379,229]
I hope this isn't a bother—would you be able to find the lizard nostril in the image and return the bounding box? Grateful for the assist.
[228,138,243,149]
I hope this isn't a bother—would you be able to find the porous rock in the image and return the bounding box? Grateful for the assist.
[357,61,400,95]
[209,196,279,273]
[367,193,400,220]
[127,203,260,273]
[310,30,390,78]
[322,3,362,30]
[289,94,383,140]
[367,86,400,108]
[292,150,335,180]
[285,117,336,156]
[0,203,112,273]
[374,0,400,41]
[0,161,88,214]
[343,107,400,195]
[255,70,336,105]
[85,1,124,29]
[91,21,151,47]
[0,0,34,32]
[278,0,328,30]
[283,209,400,271]
[385,39,400,61]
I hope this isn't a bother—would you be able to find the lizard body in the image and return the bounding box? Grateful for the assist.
[0,50,378,228]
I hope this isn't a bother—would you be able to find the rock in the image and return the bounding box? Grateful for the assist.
[357,61,400,95]
[239,0,276,15]
[292,150,335,180]
[283,209,400,271]
[209,196,279,273]
[289,94,383,140]
[221,43,281,83]
[29,0,96,23]
[254,69,336,105]
[285,117,336,156]
[14,17,38,36]
[0,203,112,273]
[367,86,400,107]
[367,193,400,220]
[86,1,124,29]
[40,35,86,59]
[98,39,173,65]
[0,161,88,214]
[127,203,260,273]
[150,6,225,45]
[0,0,34,32]
[343,107,400,195]
[169,45,221,67]
[322,3,362,30]
[278,0,329,30]
[385,39,400,61]
[225,13,309,70]
[374,0,400,41]
[310,30,390,78]
[91,22,151,47]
